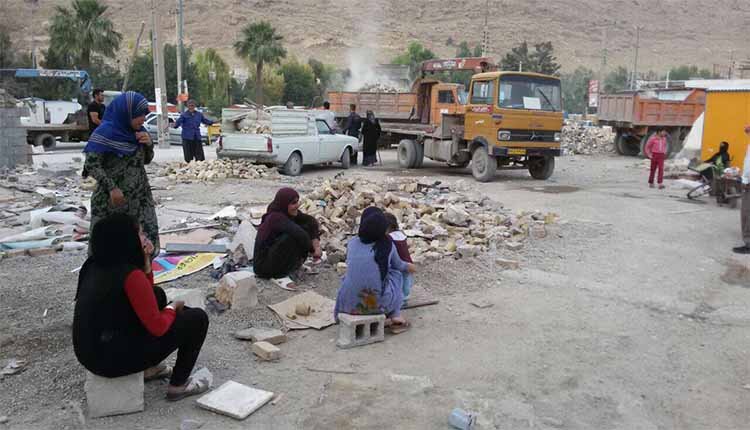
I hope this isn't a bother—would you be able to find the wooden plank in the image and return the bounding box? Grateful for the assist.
[165,243,227,253]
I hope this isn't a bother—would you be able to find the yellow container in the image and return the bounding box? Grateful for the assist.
[701,88,750,169]
[207,123,221,146]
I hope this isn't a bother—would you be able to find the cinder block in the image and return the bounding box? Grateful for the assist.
[336,313,385,349]
[84,371,144,418]
[252,341,281,361]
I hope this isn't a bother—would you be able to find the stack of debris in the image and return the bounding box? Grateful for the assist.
[158,160,280,182]
[287,178,558,263]
[357,82,403,93]
[561,123,615,155]
[222,109,272,134]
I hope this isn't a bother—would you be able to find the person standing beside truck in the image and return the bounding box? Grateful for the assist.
[342,104,362,165]
[645,129,669,189]
[320,101,337,132]
[87,88,106,135]
[174,100,213,163]
[361,110,381,166]
[732,125,750,255]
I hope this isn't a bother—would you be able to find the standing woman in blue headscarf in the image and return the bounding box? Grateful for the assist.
[83,91,160,254]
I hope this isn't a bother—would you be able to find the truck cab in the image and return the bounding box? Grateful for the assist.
[413,80,467,128]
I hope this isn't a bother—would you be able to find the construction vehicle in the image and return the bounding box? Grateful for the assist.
[598,87,706,157]
[1,69,93,149]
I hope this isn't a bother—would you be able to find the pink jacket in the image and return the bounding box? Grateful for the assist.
[645,135,667,158]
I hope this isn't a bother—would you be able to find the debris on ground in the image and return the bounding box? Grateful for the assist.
[158,160,279,182]
[561,123,615,155]
[297,177,558,263]
[0,358,27,377]
[196,380,273,420]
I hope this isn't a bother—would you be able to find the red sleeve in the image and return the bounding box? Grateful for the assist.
[124,270,176,337]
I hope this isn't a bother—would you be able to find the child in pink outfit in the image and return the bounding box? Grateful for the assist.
[645,129,669,189]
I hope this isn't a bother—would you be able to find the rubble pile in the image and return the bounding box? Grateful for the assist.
[561,123,615,155]
[222,109,272,134]
[357,82,403,93]
[159,160,279,182]
[295,178,558,263]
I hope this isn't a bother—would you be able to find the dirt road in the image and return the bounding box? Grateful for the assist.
[1,152,748,429]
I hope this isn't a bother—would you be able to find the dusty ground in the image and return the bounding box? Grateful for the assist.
[1,149,749,429]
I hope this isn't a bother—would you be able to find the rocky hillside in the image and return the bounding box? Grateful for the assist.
[3,0,749,76]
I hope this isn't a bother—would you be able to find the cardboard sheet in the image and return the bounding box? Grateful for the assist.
[268,291,336,330]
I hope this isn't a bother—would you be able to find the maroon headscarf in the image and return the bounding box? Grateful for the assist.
[257,188,300,243]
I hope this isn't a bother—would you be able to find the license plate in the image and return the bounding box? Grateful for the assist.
[508,148,526,156]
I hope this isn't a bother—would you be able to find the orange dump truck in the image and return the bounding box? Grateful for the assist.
[598,88,706,156]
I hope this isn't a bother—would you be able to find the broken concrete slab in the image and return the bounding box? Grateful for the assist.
[216,271,257,309]
[164,288,206,310]
[196,380,274,420]
[233,327,287,345]
[84,371,144,418]
[252,341,282,361]
[38,166,78,178]
[457,244,479,258]
[228,221,257,260]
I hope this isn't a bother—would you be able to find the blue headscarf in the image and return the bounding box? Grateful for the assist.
[84,91,150,156]
[358,207,392,282]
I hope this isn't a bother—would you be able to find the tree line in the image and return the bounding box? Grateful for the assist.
[0,0,721,115]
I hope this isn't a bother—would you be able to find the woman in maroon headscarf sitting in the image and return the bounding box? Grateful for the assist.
[253,188,322,289]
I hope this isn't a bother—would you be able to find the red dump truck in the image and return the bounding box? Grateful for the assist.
[598,88,706,156]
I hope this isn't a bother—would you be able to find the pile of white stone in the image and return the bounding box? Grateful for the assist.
[159,159,279,182]
[561,123,615,155]
[357,82,403,93]
[298,178,558,263]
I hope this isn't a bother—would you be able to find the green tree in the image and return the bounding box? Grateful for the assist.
[456,41,472,58]
[244,68,285,106]
[392,41,436,78]
[234,21,287,106]
[48,0,122,71]
[0,24,15,68]
[307,58,335,102]
[500,41,560,75]
[473,44,483,57]
[194,48,230,115]
[279,60,316,106]
[126,44,200,103]
[561,67,594,114]
[668,65,715,80]
[604,66,630,93]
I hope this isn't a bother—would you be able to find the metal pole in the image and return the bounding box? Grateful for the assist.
[151,0,169,148]
[176,0,184,111]
[122,21,146,92]
[631,26,641,90]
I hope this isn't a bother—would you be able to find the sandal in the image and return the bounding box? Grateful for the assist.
[144,364,173,382]
[387,321,411,335]
[166,376,211,402]
[273,277,298,291]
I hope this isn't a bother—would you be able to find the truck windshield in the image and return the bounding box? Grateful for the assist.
[498,75,562,112]
[457,87,468,104]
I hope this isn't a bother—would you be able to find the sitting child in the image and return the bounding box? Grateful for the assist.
[384,212,414,302]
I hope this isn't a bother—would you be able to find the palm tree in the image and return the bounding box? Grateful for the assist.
[234,21,286,106]
[48,0,121,71]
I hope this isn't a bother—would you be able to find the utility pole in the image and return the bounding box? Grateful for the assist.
[121,21,145,92]
[176,0,185,111]
[630,26,642,90]
[151,0,169,149]
[598,21,610,89]
[481,0,489,57]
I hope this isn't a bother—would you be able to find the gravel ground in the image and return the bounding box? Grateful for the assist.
[1,151,749,429]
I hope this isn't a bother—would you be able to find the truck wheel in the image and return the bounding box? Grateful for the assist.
[617,135,640,156]
[398,139,417,168]
[34,133,56,150]
[471,146,496,182]
[341,148,351,169]
[414,142,424,168]
[283,152,303,176]
[528,156,555,180]
[614,133,626,155]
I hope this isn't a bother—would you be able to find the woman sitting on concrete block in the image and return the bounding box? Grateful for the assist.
[73,213,210,401]
[334,207,416,333]
[253,187,323,290]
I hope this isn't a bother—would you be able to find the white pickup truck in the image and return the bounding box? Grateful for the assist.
[217,109,359,176]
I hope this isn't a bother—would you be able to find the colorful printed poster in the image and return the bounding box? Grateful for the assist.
[152,253,223,284]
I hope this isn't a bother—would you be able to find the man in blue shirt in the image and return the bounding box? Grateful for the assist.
[174,100,213,162]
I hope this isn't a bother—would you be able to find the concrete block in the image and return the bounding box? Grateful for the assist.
[164,288,205,310]
[84,370,144,418]
[505,241,524,251]
[252,341,281,361]
[216,271,257,309]
[196,380,273,420]
[336,313,385,349]
[234,327,287,345]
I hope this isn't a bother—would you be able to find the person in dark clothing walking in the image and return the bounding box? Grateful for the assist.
[174,100,213,163]
[73,213,210,401]
[361,110,381,166]
[87,88,106,135]
[342,104,362,165]
[253,188,322,290]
